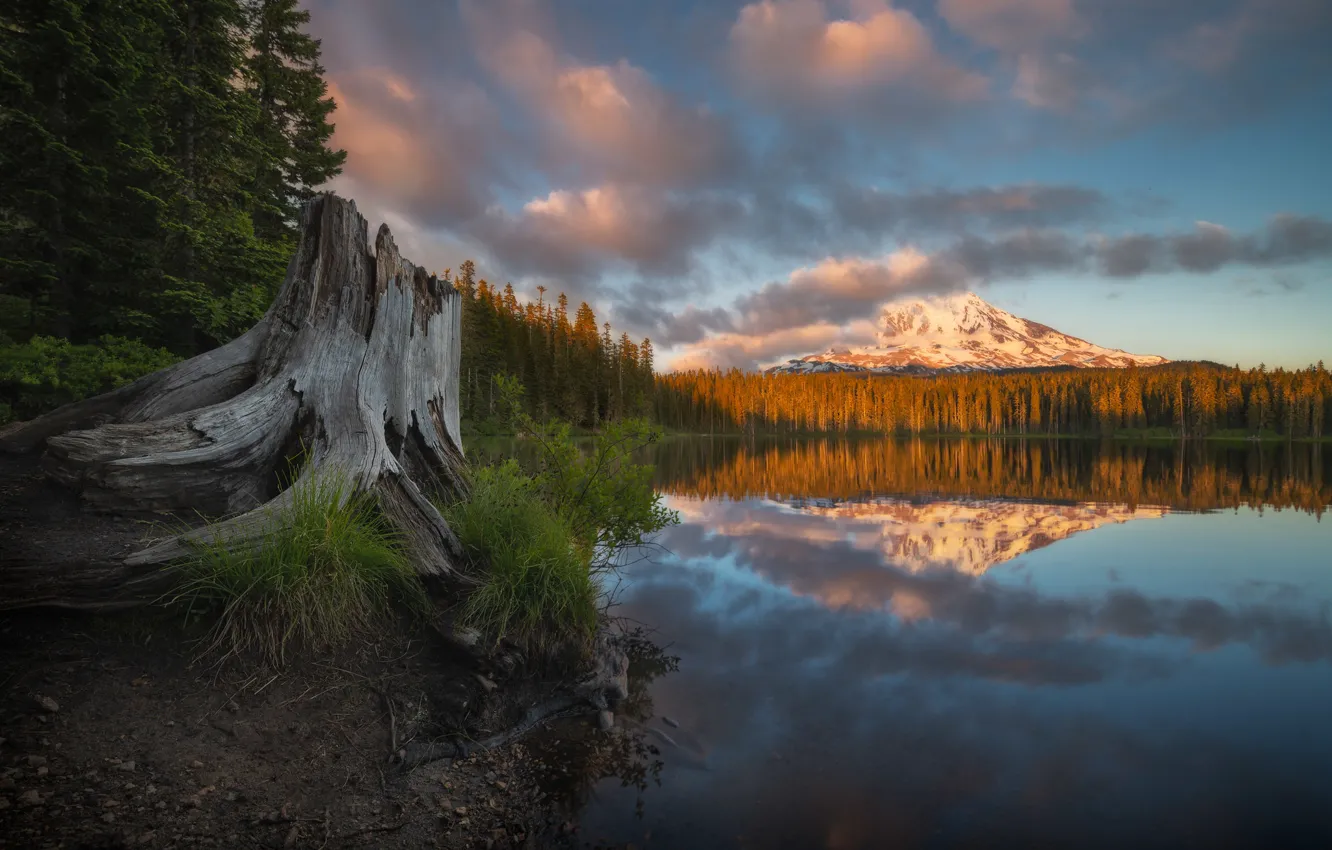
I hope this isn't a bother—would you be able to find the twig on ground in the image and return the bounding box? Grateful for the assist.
[338,821,405,840]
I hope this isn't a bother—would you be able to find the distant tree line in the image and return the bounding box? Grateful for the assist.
[1,0,343,420]
[449,261,655,431]
[654,363,1331,439]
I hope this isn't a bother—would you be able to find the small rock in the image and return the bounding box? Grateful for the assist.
[36,766,48,777]
[26,755,48,767]
[475,675,497,692]
[190,760,204,769]
[102,798,120,808]
[147,785,157,794]
[33,695,60,714]
[114,760,136,772]
[454,806,468,816]
[20,789,42,806]
[102,812,116,824]
[493,780,507,791]
[226,700,240,713]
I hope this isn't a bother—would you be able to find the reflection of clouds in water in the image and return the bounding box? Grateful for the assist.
[603,493,1332,848]
[612,568,1332,849]
[655,497,1332,665]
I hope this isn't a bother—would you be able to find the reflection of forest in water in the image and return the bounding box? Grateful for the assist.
[649,437,1330,514]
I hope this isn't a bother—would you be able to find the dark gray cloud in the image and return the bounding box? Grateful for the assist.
[829,183,1109,239]
[1097,215,1332,278]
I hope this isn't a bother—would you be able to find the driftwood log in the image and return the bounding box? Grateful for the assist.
[0,194,468,609]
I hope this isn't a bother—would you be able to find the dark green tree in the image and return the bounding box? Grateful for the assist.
[241,0,345,243]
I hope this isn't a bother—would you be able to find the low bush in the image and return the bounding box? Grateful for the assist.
[441,374,679,655]
[171,469,427,666]
[442,461,599,654]
[0,334,179,423]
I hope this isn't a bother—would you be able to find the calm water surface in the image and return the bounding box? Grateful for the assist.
[534,438,1332,849]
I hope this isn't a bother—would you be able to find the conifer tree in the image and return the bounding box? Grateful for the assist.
[242,0,345,243]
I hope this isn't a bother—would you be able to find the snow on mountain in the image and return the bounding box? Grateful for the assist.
[766,292,1167,374]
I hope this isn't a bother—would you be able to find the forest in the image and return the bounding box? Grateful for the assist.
[451,261,655,431]
[653,362,1331,440]
[0,0,341,418]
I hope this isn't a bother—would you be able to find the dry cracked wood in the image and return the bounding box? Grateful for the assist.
[0,194,469,609]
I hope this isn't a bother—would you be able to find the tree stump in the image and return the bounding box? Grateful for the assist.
[0,194,468,609]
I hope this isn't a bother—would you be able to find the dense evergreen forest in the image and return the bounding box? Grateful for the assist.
[0,0,342,418]
[654,363,1331,440]
[451,261,655,431]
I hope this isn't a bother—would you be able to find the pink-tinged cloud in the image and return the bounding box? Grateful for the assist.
[939,0,1084,52]
[729,0,987,101]
[471,183,743,279]
[669,320,882,372]
[467,9,735,186]
[324,69,504,225]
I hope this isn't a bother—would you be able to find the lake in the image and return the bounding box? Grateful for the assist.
[531,438,1332,849]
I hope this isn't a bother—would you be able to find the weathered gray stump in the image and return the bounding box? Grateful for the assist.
[0,194,468,609]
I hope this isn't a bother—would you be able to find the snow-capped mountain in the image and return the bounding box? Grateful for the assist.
[767,292,1167,374]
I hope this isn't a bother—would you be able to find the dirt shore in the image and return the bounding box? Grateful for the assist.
[0,455,651,849]
[0,611,606,849]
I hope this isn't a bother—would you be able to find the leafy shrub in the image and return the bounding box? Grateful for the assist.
[442,461,599,653]
[171,469,427,666]
[441,374,679,654]
[0,335,179,423]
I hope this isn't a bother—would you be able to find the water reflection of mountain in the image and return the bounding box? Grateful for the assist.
[652,438,1330,514]
[786,498,1167,575]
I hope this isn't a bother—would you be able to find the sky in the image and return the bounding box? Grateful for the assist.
[303,0,1332,371]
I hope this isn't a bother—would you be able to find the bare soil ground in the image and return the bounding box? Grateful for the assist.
[0,455,623,850]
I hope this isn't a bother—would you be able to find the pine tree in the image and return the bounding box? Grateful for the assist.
[242,0,344,242]
[0,0,173,343]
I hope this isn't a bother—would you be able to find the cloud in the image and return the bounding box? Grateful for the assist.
[829,183,1109,237]
[324,69,505,226]
[1096,215,1332,277]
[729,0,987,102]
[469,184,743,281]
[662,214,1332,368]
[465,3,739,188]
[940,0,1085,53]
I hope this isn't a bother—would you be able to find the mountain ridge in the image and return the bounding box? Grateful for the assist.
[767,292,1168,375]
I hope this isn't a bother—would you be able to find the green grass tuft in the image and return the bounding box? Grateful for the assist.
[441,460,599,655]
[171,469,428,666]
